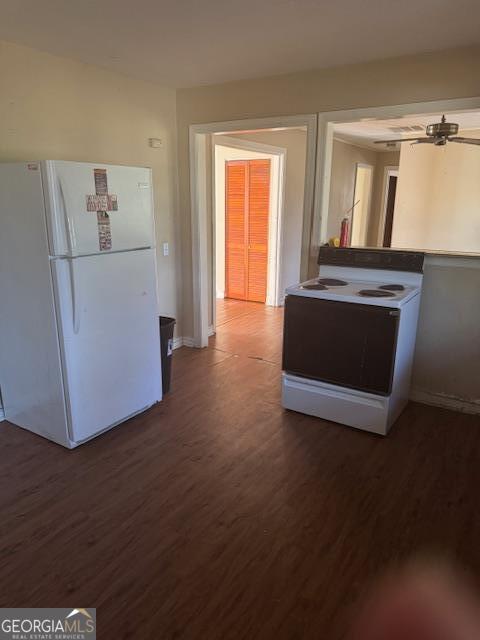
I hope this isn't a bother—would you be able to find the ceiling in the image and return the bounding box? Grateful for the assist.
[1,0,480,88]
[334,111,480,150]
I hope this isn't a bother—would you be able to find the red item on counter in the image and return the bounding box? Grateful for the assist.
[340,217,350,247]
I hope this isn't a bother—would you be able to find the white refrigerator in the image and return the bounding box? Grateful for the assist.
[0,160,162,448]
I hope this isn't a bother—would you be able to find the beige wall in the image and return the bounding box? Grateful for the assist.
[413,257,480,412]
[0,40,182,333]
[328,140,400,245]
[177,47,480,125]
[177,46,480,409]
[392,129,480,253]
[413,258,480,411]
[327,139,377,241]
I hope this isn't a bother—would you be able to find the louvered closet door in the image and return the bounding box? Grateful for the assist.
[247,160,270,302]
[225,161,248,300]
[225,159,270,303]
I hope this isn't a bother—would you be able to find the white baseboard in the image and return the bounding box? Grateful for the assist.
[216,290,225,299]
[411,388,480,416]
[172,336,194,349]
[173,326,215,350]
[172,336,184,350]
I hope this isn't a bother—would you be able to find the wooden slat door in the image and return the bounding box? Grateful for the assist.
[225,161,248,300]
[225,159,270,303]
[247,160,270,302]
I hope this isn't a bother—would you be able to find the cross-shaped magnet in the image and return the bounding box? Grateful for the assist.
[86,168,118,251]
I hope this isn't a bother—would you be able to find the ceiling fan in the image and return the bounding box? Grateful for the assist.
[374,115,480,147]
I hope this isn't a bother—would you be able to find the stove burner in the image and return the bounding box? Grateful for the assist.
[379,284,405,292]
[358,289,395,298]
[317,278,348,286]
[302,283,328,290]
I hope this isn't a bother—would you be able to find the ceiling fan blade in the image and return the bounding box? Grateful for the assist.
[449,137,480,146]
[374,138,424,144]
[410,138,435,144]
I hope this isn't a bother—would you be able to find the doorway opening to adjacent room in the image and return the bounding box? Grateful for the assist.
[378,167,399,247]
[351,163,374,246]
[213,127,308,333]
[316,97,480,252]
[213,135,286,308]
[190,115,317,347]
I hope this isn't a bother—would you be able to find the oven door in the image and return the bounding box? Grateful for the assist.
[282,295,400,395]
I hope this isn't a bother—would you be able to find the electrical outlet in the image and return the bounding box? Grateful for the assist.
[163,242,169,257]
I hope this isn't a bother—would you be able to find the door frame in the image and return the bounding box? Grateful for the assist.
[213,135,286,316]
[351,162,374,246]
[377,166,399,246]
[314,97,480,251]
[190,114,317,347]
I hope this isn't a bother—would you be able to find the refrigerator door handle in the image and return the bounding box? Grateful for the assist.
[68,259,81,334]
[58,176,77,256]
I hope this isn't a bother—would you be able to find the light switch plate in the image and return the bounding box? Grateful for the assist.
[149,138,163,148]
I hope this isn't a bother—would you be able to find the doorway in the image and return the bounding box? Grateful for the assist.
[351,163,374,246]
[214,135,286,310]
[213,128,308,334]
[225,159,270,302]
[317,97,480,251]
[379,167,399,247]
[190,114,317,347]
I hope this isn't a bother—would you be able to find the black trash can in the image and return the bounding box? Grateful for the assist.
[159,316,176,394]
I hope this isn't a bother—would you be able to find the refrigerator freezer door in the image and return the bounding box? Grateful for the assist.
[43,161,155,256]
[51,249,162,443]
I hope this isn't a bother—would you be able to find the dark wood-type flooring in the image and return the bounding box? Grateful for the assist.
[1,299,480,639]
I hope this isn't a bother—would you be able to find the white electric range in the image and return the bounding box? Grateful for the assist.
[282,247,425,435]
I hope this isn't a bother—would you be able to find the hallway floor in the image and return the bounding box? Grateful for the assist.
[1,300,480,639]
[214,298,283,364]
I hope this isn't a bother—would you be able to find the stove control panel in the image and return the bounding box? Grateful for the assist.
[317,247,424,273]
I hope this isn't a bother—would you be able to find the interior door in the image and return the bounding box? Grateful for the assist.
[52,249,161,443]
[44,161,155,257]
[225,161,247,300]
[225,159,270,302]
[383,175,398,247]
[247,160,270,302]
